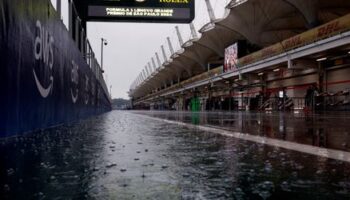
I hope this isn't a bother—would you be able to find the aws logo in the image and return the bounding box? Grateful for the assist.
[33,20,54,98]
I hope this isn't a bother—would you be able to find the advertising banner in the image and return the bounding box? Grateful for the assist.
[224,43,238,72]
[0,0,111,136]
[239,13,350,66]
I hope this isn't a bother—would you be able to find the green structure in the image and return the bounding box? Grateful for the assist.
[190,97,201,112]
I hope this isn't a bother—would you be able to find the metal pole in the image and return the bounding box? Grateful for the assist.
[75,17,81,48]
[167,37,175,55]
[152,57,157,71]
[175,26,184,46]
[110,85,112,98]
[190,22,198,39]
[161,45,167,63]
[147,63,152,75]
[145,66,150,77]
[142,70,146,80]
[68,0,73,37]
[155,53,162,68]
[56,0,61,18]
[80,26,85,53]
[101,38,104,71]
[204,0,216,22]
[100,38,107,72]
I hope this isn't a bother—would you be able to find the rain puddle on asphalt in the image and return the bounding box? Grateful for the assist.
[1,111,350,199]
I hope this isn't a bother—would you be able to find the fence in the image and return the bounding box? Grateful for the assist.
[51,0,111,102]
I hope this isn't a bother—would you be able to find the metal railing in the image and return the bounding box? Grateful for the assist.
[51,0,111,102]
[259,97,305,111]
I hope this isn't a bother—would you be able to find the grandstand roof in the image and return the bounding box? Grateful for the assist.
[131,0,350,98]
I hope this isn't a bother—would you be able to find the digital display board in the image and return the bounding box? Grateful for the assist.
[85,0,195,23]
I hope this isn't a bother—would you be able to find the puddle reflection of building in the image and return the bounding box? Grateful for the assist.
[147,111,350,152]
[269,113,349,151]
[191,112,200,125]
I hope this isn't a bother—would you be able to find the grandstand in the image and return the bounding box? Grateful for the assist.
[129,0,350,112]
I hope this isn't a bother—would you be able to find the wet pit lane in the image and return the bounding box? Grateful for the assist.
[1,111,350,199]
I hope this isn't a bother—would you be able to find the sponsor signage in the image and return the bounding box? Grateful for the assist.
[224,43,238,72]
[86,0,195,23]
[1,0,111,136]
[239,13,350,66]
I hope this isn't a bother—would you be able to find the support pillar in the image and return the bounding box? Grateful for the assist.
[190,22,198,39]
[204,0,216,22]
[155,53,162,68]
[68,0,73,37]
[318,61,325,93]
[143,69,147,80]
[175,26,184,46]
[148,62,153,75]
[167,37,175,55]
[161,45,168,63]
[80,27,86,54]
[75,17,81,47]
[318,61,326,110]
[151,57,157,71]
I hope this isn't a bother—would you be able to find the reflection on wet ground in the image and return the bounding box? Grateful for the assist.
[1,111,350,199]
[135,111,350,152]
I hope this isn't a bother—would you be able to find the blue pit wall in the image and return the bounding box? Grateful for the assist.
[0,0,112,137]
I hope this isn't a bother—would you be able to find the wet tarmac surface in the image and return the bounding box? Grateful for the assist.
[1,111,350,199]
[136,111,350,152]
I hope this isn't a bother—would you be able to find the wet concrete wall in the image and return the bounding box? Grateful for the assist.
[0,0,111,137]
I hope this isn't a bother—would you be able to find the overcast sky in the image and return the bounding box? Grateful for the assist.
[52,0,229,99]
